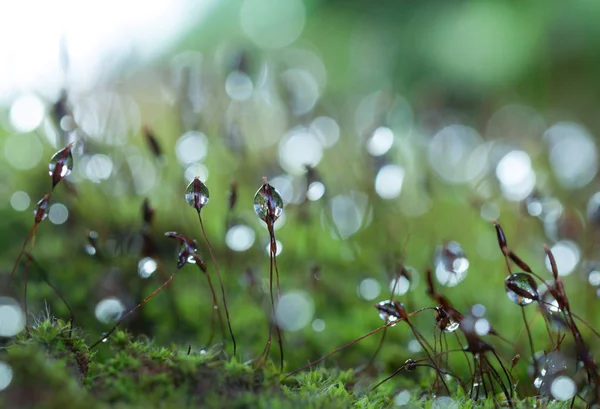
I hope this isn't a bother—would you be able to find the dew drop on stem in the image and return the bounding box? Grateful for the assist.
[33,195,50,223]
[505,273,538,306]
[48,144,74,187]
[374,300,400,325]
[185,178,209,212]
[254,183,283,223]
[434,307,459,333]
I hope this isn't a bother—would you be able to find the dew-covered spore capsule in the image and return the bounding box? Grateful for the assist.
[33,194,51,224]
[48,144,74,188]
[185,178,210,213]
[505,272,538,306]
[254,183,283,223]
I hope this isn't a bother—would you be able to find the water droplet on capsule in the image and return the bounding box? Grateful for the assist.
[48,144,74,186]
[375,300,400,325]
[33,195,50,223]
[505,273,538,306]
[434,307,460,332]
[254,183,283,223]
[185,178,209,212]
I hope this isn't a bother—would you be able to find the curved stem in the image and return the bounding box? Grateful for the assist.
[90,270,178,349]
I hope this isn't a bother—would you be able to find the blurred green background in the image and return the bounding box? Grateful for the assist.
[1,0,600,387]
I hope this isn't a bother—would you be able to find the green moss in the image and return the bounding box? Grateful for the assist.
[0,317,590,409]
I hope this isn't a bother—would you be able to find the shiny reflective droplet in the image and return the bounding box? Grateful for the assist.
[275,291,314,331]
[311,318,325,332]
[551,376,576,401]
[0,361,13,392]
[435,308,459,333]
[375,300,400,325]
[0,297,26,337]
[95,297,125,324]
[254,183,284,223]
[33,195,50,223]
[226,225,256,252]
[434,241,469,287]
[358,278,381,301]
[167,232,200,270]
[138,257,157,278]
[505,273,538,306]
[48,144,74,186]
[185,178,209,212]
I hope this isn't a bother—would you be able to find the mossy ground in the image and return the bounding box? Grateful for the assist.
[0,316,584,409]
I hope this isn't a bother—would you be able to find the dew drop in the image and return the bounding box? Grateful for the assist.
[254,183,284,223]
[375,300,400,325]
[48,144,74,187]
[185,178,210,212]
[165,232,200,269]
[505,273,538,306]
[435,308,460,332]
[33,195,50,223]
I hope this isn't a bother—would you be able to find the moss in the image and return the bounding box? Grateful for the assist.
[0,317,590,409]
